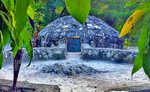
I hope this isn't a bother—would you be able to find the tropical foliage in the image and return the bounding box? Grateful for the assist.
[0,0,34,69]
[34,0,68,30]
[90,0,135,31]
[120,0,150,78]
[34,0,139,31]
[0,0,35,91]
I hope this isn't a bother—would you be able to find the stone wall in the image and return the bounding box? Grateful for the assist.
[4,44,138,63]
[81,44,138,63]
[4,44,66,62]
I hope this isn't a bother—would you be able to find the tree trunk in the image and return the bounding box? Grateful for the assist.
[12,49,23,92]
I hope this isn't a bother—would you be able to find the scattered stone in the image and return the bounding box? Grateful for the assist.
[41,63,104,76]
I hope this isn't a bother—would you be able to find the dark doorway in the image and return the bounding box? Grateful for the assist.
[67,36,81,52]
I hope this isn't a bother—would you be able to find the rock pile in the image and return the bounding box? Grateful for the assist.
[41,63,103,76]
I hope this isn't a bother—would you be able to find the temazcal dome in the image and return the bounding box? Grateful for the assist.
[39,16,124,49]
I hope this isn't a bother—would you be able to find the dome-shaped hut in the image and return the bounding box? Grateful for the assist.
[39,16,124,52]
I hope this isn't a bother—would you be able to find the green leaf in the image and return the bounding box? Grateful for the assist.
[124,0,136,8]
[0,11,12,29]
[0,12,10,46]
[11,34,23,58]
[0,31,4,53]
[28,0,35,9]
[130,9,150,37]
[10,29,16,43]
[21,28,33,66]
[14,0,30,36]
[0,53,3,69]
[138,26,148,53]
[11,42,19,58]
[1,0,14,13]
[1,27,10,46]
[28,0,35,20]
[27,5,34,20]
[136,1,150,10]
[132,54,143,75]
[143,10,150,26]
[129,13,145,37]
[0,31,4,69]
[143,49,150,78]
[65,0,91,24]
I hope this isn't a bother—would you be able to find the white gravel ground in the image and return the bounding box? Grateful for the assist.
[0,52,150,92]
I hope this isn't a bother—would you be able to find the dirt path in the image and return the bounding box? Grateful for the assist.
[0,53,150,92]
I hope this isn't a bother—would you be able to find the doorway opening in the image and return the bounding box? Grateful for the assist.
[67,36,81,52]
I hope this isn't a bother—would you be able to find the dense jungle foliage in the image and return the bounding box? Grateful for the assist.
[34,0,140,31]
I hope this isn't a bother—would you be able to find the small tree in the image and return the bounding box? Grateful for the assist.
[0,0,34,91]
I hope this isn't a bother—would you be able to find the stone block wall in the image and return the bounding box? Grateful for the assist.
[4,45,67,62]
[3,44,138,63]
[81,44,138,63]
[23,47,66,61]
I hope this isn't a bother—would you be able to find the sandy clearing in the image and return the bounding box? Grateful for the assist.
[0,53,150,92]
